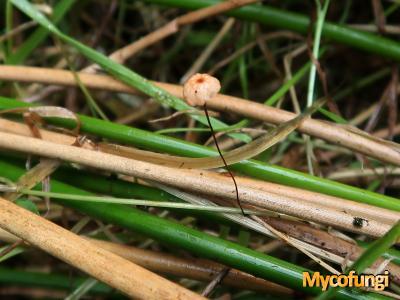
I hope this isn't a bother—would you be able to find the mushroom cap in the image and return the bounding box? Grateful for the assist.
[183,73,221,106]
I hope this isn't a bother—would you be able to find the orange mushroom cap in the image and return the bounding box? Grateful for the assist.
[183,73,221,106]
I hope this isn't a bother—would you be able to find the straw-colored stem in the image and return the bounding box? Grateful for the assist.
[0,65,398,165]
[0,197,204,299]
[0,130,394,238]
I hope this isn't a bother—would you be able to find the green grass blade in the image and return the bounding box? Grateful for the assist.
[352,221,400,274]
[0,246,24,263]
[358,240,400,265]
[19,189,262,215]
[65,278,99,300]
[6,0,76,64]
[306,0,329,108]
[0,267,115,295]
[264,60,311,106]
[5,0,13,57]
[156,119,248,134]
[318,107,348,124]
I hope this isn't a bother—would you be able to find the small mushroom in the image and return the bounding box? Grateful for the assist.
[182,73,245,215]
[183,73,221,106]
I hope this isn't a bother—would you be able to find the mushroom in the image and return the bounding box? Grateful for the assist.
[183,73,221,107]
[182,73,245,215]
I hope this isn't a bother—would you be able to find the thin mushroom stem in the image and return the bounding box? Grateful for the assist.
[204,103,245,215]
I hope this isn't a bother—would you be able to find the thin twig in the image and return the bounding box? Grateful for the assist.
[0,21,37,44]
[0,240,24,259]
[371,0,386,34]
[180,18,235,83]
[208,31,303,75]
[202,267,230,297]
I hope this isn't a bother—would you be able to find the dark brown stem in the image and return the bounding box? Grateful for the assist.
[203,103,245,215]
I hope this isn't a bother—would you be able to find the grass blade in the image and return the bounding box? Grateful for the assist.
[6,0,76,65]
